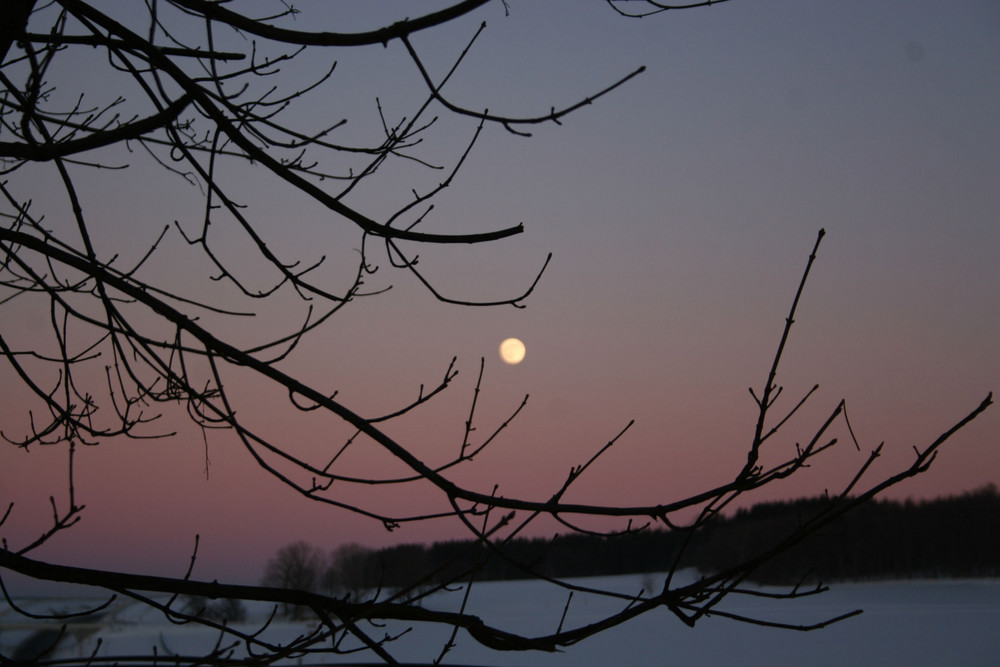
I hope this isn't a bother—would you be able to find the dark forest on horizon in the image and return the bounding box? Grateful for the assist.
[269,485,1000,598]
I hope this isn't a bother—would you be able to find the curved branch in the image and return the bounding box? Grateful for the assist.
[167,0,493,48]
[0,93,193,161]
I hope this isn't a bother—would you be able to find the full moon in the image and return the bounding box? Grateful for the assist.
[499,337,526,365]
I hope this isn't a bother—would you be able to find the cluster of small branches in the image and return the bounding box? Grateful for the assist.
[0,1,991,665]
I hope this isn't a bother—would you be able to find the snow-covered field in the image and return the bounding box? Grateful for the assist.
[3,573,999,665]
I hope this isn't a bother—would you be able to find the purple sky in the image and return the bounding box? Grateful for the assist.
[1,0,998,589]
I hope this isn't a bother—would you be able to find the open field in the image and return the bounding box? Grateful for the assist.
[3,573,999,666]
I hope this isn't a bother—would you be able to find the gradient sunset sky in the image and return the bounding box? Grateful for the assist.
[1,0,997,589]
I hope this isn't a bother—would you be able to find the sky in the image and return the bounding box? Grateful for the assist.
[1,0,998,590]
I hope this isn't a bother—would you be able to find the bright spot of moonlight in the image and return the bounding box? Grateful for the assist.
[500,338,526,365]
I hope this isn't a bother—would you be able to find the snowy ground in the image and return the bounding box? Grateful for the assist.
[3,573,999,665]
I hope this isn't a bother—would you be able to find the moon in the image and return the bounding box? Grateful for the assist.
[499,337,526,365]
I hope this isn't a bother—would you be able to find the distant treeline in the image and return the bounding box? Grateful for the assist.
[358,485,999,588]
[688,484,1000,584]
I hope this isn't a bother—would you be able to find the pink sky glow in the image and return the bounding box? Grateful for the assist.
[1,0,998,590]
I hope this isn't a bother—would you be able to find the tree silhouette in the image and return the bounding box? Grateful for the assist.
[0,1,992,665]
[261,541,325,619]
[324,543,378,600]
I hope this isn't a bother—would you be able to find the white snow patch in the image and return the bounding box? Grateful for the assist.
[3,574,998,665]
